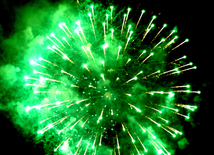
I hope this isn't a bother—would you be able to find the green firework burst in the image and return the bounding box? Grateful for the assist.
[24,1,200,155]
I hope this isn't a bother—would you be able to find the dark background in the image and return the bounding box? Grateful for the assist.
[0,0,212,154]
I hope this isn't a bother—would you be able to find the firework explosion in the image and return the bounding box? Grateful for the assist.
[23,1,201,155]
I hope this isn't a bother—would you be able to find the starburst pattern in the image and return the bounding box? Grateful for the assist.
[24,1,200,155]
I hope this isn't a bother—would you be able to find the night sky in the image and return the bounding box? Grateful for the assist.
[0,0,212,154]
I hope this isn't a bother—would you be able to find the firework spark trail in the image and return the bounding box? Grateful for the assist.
[24,2,200,155]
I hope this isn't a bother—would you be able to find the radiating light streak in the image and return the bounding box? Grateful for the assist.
[139,53,154,65]
[76,136,83,147]
[30,60,49,69]
[121,14,126,34]
[135,10,145,29]
[141,23,155,42]
[124,76,137,84]
[99,130,104,146]
[137,50,146,60]
[142,70,160,79]
[84,143,90,155]
[151,38,165,51]
[61,70,75,78]
[46,36,59,47]
[124,8,131,28]
[86,46,95,61]
[39,57,58,67]
[172,38,189,51]
[117,46,122,61]
[50,33,66,48]
[134,132,147,152]
[88,13,97,40]
[145,116,161,127]
[92,133,97,149]
[171,84,190,88]
[152,23,167,42]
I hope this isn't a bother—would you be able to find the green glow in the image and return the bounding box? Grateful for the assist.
[194,66,197,69]
[37,130,43,134]
[158,149,163,154]
[25,106,31,112]
[197,91,201,94]
[142,9,145,13]
[74,29,79,33]
[103,43,108,49]
[30,60,35,64]
[50,33,54,37]
[58,23,62,27]
[22,4,200,155]
[63,55,67,59]
[152,15,157,19]
[75,20,80,26]
[183,55,187,59]
[185,38,189,42]
[169,92,175,98]
[137,109,141,113]
[24,76,29,79]
[173,27,178,32]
